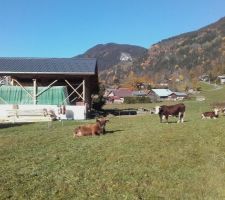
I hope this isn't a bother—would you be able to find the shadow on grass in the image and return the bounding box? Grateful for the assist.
[105,129,124,134]
[0,122,34,129]
[91,108,138,118]
[160,120,190,124]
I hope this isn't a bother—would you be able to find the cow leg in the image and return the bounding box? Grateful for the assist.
[177,112,181,123]
[180,112,184,123]
[91,130,96,136]
[165,115,169,123]
[159,114,163,123]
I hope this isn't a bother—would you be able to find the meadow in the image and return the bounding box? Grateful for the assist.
[0,83,225,199]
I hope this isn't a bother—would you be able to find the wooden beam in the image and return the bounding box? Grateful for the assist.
[0,96,8,104]
[36,80,58,97]
[61,82,83,104]
[12,79,33,99]
[65,80,84,100]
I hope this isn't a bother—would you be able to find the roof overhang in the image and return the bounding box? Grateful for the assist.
[0,72,95,75]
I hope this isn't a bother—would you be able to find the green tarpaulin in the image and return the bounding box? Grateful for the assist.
[0,85,69,105]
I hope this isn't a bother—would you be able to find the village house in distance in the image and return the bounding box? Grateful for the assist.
[104,88,188,103]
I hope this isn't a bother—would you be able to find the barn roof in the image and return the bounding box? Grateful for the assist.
[0,57,97,75]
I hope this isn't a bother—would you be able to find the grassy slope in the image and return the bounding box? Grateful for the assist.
[0,83,225,199]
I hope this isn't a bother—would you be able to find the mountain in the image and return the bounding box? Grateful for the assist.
[75,17,225,87]
[75,43,147,70]
[140,16,225,84]
[75,43,148,85]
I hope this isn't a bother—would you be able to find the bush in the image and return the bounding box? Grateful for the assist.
[92,95,106,110]
[124,96,152,104]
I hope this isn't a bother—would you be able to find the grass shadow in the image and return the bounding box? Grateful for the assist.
[0,122,34,129]
[103,108,138,116]
[161,120,190,124]
[104,129,124,134]
[89,108,138,119]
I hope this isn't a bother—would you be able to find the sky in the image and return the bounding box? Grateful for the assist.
[0,0,224,58]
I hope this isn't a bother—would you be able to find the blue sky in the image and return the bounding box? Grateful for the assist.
[0,0,224,57]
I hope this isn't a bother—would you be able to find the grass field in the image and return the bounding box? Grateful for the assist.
[1,83,225,199]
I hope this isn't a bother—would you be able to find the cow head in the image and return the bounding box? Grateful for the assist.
[213,107,219,115]
[154,106,160,114]
[96,117,109,134]
[96,117,109,127]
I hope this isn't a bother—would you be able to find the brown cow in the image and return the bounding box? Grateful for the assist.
[73,117,109,138]
[201,108,219,119]
[158,103,185,123]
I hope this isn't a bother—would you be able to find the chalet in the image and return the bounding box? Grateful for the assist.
[168,92,188,100]
[105,88,133,103]
[0,57,99,122]
[132,90,150,97]
[199,74,209,82]
[217,75,225,84]
[151,89,173,100]
[150,89,187,101]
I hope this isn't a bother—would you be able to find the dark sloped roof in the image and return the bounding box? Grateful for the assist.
[0,57,97,75]
[111,88,133,98]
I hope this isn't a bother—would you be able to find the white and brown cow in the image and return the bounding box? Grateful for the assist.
[73,117,109,138]
[201,108,219,119]
[158,103,186,123]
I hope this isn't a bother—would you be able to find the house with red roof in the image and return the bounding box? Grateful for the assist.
[105,88,133,103]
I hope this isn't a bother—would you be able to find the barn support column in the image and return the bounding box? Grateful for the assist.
[11,79,15,86]
[33,79,37,105]
[83,79,85,103]
[83,77,91,117]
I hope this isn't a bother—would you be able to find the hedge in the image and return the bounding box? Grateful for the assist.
[124,96,152,104]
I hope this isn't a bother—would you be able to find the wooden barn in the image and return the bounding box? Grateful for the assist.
[0,57,99,122]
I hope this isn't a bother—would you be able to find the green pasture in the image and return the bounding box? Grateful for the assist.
[0,83,225,199]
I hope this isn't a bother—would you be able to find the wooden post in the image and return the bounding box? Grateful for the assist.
[83,79,85,102]
[33,79,37,105]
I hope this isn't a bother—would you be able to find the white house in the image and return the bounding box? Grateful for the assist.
[217,75,225,84]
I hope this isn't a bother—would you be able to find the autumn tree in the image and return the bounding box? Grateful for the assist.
[121,72,153,90]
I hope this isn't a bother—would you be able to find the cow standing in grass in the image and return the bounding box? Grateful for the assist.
[158,103,186,123]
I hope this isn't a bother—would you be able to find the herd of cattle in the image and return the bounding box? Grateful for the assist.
[73,103,224,137]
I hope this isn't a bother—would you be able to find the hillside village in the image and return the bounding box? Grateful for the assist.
[104,88,188,104]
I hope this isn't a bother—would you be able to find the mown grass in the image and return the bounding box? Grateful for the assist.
[1,83,225,199]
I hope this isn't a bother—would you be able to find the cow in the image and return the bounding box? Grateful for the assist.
[73,117,109,138]
[201,108,219,119]
[158,103,185,123]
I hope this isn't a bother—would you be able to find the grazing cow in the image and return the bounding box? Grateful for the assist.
[201,108,219,119]
[74,117,109,137]
[158,103,185,123]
